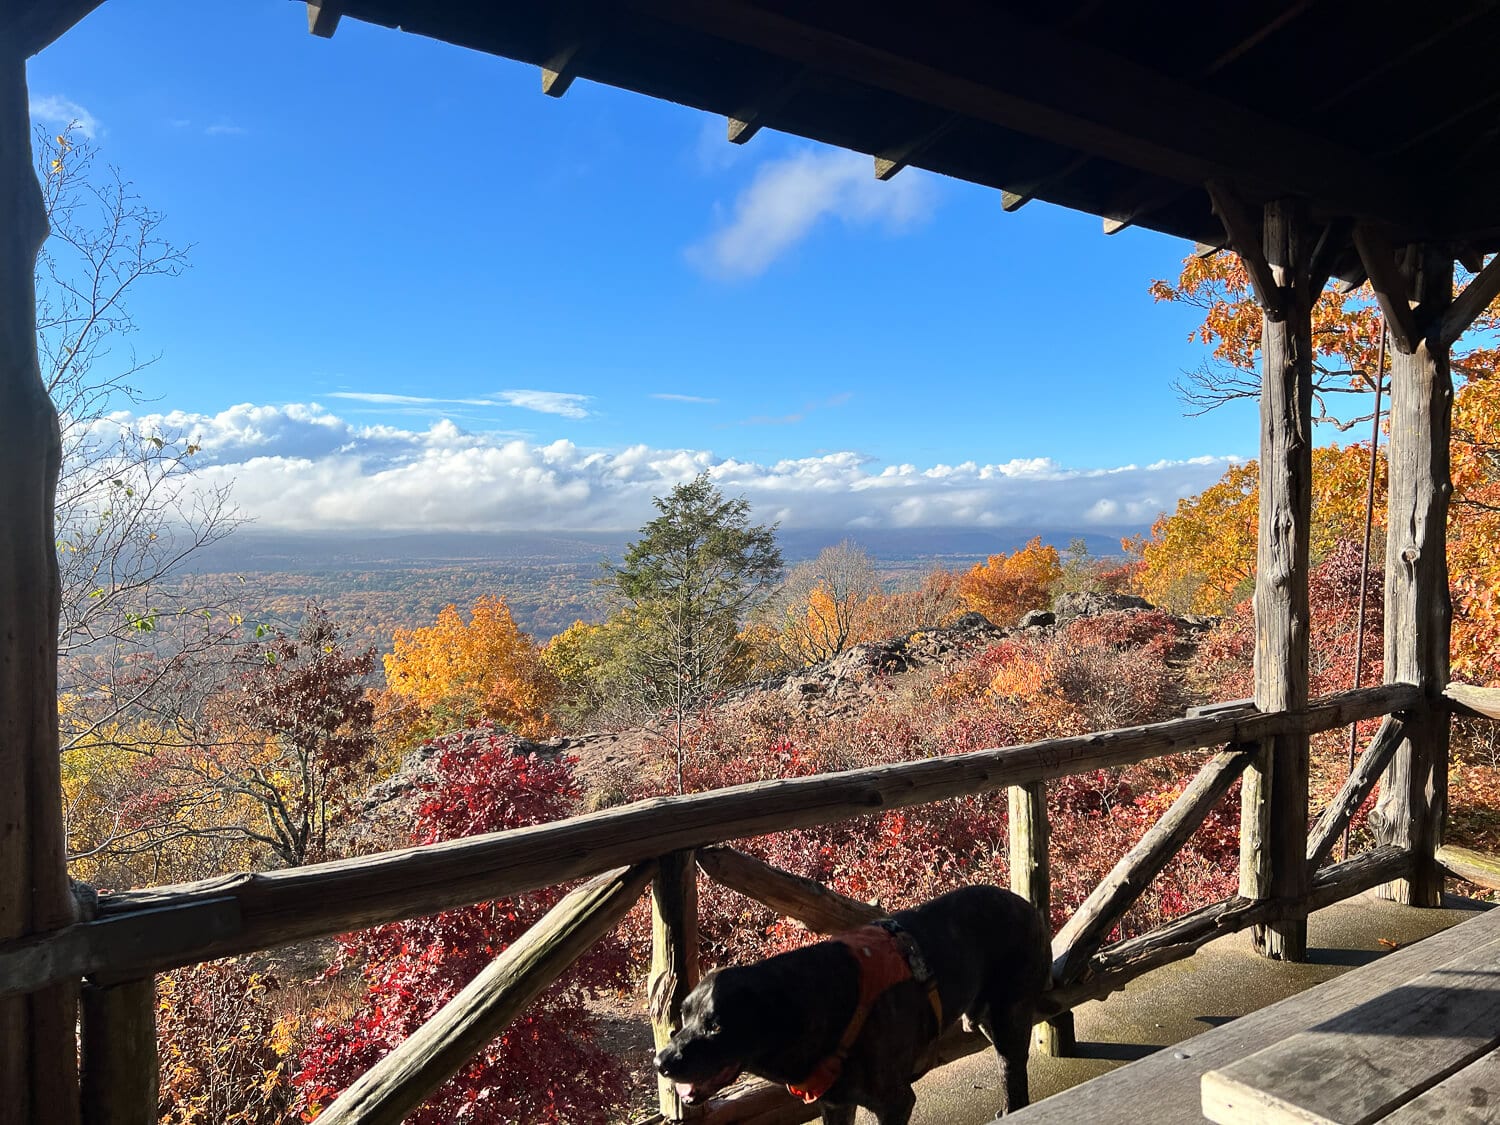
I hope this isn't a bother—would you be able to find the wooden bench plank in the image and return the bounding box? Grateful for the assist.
[1009,902,1500,1123]
[1201,938,1500,1124]
[1381,1048,1500,1124]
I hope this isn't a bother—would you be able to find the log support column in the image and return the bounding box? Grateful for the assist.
[650,851,702,1121]
[1010,782,1072,1055]
[1212,192,1316,961]
[1369,245,1455,906]
[0,46,81,1125]
[80,977,158,1125]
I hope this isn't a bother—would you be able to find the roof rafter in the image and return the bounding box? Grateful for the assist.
[625,0,1422,231]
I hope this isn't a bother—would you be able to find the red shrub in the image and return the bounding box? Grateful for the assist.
[293,727,632,1124]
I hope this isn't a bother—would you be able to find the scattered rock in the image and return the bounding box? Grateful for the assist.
[1053,591,1154,623]
[1018,609,1056,628]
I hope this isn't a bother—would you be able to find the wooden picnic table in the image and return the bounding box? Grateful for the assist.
[1010,899,1500,1125]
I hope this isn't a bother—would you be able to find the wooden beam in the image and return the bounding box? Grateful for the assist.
[1194,240,1227,259]
[313,863,655,1125]
[1335,269,1369,295]
[0,47,81,1124]
[1305,716,1405,871]
[1052,747,1252,985]
[1042,846,1412,1017]
[10,0,106,57]
[1205,181,1284,320]
[727,67,807,144]
[80,977,157,1125]
[1441,252,1500,348]
[1435,844,1500,891]
[1352,224,1420,354]
[1196,2,1316,79]
[1444,682,1500,720]
[874,116,958,180]
[649,852,702,1121]
[627,0,1418,229]
[0,898,240,999]
[1456,245,1486,274]
[1375,247,1453,908]
[1244,198,1314,961]
[306,2,341,38]
[542,40,590,97]
[695,846,882,934]
[1103,185,1185,235]
[999,153,1091,213]
[68,683,1420,989]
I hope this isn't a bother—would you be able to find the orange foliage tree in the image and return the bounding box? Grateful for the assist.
[957,537,1062,626]
[1131,444,1387,614]
[381,595,559,744]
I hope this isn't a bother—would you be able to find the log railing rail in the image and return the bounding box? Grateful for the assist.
[10,678,1489,1125]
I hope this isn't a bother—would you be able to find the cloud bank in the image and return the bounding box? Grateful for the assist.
[689,147,936,278]
[91,402,1235,535]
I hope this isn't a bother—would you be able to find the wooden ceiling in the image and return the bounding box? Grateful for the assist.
[293,0,1500,277]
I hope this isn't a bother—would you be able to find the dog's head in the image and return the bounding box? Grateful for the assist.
[653,967,774,1104]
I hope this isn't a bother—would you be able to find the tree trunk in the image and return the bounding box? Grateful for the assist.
[1243,198,1312,961]
[1374,246,1452,907]
[0,48,80,1124]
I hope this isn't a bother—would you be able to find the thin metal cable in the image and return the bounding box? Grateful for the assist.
[1344,317,1387,861]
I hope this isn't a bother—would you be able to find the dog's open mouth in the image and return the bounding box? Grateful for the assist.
[674,1064,742,1104]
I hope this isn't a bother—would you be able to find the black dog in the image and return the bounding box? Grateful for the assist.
[655,884,1049,1123]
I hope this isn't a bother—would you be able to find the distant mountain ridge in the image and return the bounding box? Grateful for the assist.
[181,526,1142,574]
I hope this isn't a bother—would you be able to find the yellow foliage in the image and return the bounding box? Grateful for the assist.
[957,537,1062,626]
[1132,445,1387,614]
[382,595,559,741]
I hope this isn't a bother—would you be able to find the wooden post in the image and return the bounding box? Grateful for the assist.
[1241,198,1314,961]
[1010,782,1071,1055]
[1373,246,1452,907]
[0,46,81,1125]
[650,851,702,1120]
[80,977,157,1125]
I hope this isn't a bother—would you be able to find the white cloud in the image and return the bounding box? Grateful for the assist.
[29,95,101,138]
[95,401,1236,535]
[499,390,592,419]
[653,393,718,404]
[687,147,937,279]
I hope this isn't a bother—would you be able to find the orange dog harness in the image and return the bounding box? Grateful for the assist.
[787,921,944,1104]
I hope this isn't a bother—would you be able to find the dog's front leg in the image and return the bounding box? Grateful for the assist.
[872,1086,916,1125]
[818,1103,855,1125]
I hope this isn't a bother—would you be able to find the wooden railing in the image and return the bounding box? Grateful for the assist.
[1,679,1476,1125]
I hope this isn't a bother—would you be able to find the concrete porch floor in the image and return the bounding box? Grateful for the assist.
[910,891,1493,1124]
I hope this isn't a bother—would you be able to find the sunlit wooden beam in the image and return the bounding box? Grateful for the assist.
[1352,224,1419,353]
[874,116,957,180]
[307,2,341,38]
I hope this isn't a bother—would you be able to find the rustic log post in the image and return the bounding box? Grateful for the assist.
[651,850,703,1121]
[1373,246,1452,906]
[79,977,157,1125]
[1240,197,1315,961]
[0,47,81,1124]
[1010,781,1071,1055]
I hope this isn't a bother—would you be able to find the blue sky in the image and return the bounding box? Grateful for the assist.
[26,1,1265,536]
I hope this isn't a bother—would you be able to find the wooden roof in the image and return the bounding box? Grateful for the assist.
[301,0,1500,280]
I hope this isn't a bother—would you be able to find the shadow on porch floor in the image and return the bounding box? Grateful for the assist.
[911,891,1492,1124]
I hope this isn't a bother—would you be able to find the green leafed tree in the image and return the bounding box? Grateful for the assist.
[603,474,782,784]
